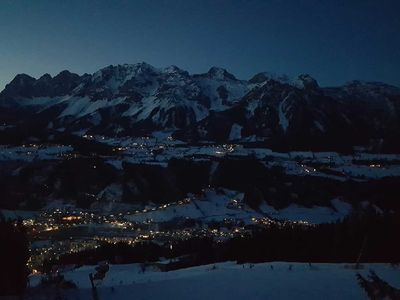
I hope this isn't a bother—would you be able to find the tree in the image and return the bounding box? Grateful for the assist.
[0,219,29,297]
[243,186,264,210]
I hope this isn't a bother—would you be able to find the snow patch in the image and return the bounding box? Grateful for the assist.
[30,262,400,300]
[278,95,290,132]
[314,120,325,132]
[229,123,242,140]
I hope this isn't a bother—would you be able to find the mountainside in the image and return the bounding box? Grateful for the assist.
[1,62,400,152]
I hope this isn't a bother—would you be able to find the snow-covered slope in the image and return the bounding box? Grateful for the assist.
[0,63,256,136]
[29,262,400,300]
[125,189,352,225]
[188,75,400,151]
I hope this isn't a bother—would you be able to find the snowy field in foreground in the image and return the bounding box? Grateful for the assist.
[30,262,400,299]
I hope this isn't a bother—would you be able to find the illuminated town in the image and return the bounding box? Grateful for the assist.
[23,194,314,273]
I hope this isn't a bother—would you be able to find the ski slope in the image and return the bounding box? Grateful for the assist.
[29,262,400,300]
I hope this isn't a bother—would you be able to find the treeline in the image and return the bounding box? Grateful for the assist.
[0,125,116,156]
[4,156,400,212]
[45,211,400,273]
[213,159,400,211]
[226,211,400,263]
[44,237,215,273]
[0,219,29,297]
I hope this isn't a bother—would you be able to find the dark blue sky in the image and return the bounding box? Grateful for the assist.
[1,0,399,90]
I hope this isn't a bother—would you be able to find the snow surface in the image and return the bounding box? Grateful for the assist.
[29,262,400,300]
[228,123,243,140]
[59,97,126,118]
[193,77,250,111]
[246,99,259,117]
[125,190,351,225]
[333,165,400,179]
[260,199,352,224]
[0,145,73,162]
[278,95,290,132]
[314,120,325,132]
[125,190,258,223]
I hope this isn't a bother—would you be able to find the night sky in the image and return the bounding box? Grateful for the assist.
[0,0,399,90]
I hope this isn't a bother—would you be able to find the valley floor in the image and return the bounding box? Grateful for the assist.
[28,262,400,300]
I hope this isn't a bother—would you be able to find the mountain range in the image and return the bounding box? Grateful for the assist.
[1,62,400,152]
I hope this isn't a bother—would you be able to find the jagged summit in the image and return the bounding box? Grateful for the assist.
[3,62,397,96]
[163,65,187,74]
[249,72,292,84]
[1,62,399,151]
[206,67,237,81]
[38,73,52,81]
[249,72,319,90]
[295,74,319,89]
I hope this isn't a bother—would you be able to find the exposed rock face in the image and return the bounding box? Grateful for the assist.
[1,62,400,151]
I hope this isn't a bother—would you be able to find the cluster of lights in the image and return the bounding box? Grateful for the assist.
[227,199,244,209]
[112,147,128,152]
[369,164,382,168]
[23,191,318,274]
[251,217,312,228]
[82,134,94,139]
[125,197,191,215]
[300,164,317,173]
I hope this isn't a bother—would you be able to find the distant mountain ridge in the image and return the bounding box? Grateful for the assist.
[1,62,400,152]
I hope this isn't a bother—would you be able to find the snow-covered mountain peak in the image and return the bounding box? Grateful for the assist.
[162,65,188,76]
[92,63,158,81]
[2,63,400,150]
[249,72,318,90]
[249,72,293,85]
[9,74,36,88]
[294,74,319,89]
[38,73,52,82]
[206,67,237,81]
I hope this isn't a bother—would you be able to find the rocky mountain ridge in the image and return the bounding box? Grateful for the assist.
[1,62,400,151]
